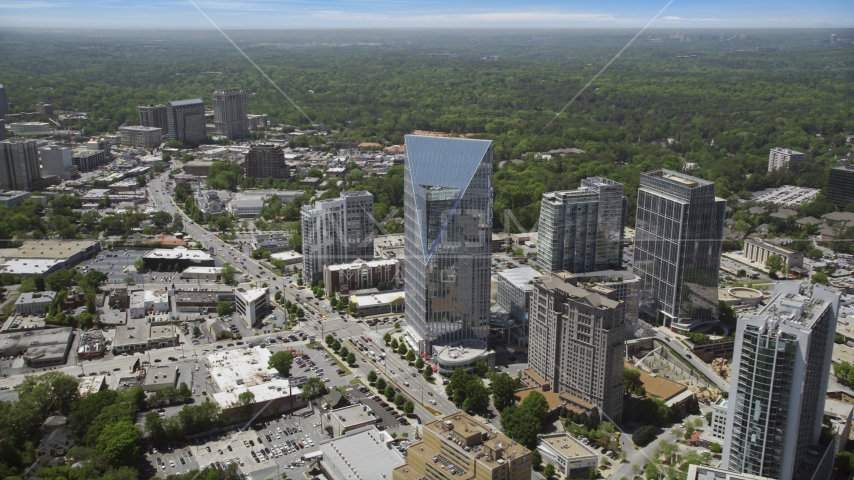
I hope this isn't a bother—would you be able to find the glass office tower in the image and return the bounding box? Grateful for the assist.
[403,135,493,352]
[634,169,726,327]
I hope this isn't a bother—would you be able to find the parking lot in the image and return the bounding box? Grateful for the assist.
[345,386,409,429]
[146,410,325,479]
[77,249,147,284]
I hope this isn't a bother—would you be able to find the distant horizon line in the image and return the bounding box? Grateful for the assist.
[0,26,852,31]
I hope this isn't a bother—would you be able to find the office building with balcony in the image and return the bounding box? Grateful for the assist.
[403,135,493,353]
[634,170,726,329]
[538,178,627,274]
[722,283,840,480]
[212,89,249,140]
[528,271,626,423]
[301,191,374,286]
[166,99,206,145]
[0,139,42,190]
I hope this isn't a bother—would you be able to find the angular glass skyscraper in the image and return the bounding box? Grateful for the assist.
[634,170,726,327]
[538,177,626,274]
[403,135,493,352]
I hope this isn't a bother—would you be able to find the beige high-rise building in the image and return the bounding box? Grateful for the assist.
[0,139,42,190]
[212,89,249,140]
[394,411,532,480]
[528,271,626,423]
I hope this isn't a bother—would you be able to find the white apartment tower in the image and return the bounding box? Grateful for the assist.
[301,191,374,286]
[528,271,626,423]
[212,89,249,140]
[768,147,805,173]
[722,283,840,480]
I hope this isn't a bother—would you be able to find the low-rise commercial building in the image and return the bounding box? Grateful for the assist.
[15,291,56,315]
[144,365,178,392]
[112,324,177,352]
[77,376,106,396]
[433,339,495,376]
[349,289,404,317]
[77,330,105,358]
[536,433,598,478]
[623,361,695,414]
[323,258,400,297]
[0,327,73,367]
[206,346,305,418]
[208,319,231,340]
[180,266,222,281]
[235,288,270,326]
[8,122,50,135]
[141,246,215,270]
[327,404,378,436]
[251,233,288,253]
[394,411,532,480]
[183,160,212,177]
[320,427,404,480]
[3,240,100,272]
[129,289,170,318]
[174,288,233,313]
[230,194,265,217]
[0,190,30,208]
[743,238,804,274]
[270,250,303,266]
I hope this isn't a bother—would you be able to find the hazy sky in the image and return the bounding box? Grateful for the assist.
[0,0,851,30]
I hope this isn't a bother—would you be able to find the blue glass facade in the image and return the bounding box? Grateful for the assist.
[634,169,726,326]
[403,135,493,352]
